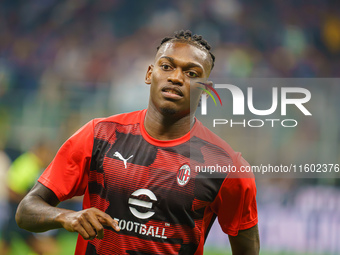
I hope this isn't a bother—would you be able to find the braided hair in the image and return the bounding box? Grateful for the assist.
[157,30,215,70]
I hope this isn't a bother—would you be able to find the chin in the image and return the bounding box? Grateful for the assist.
[159,107,178,115]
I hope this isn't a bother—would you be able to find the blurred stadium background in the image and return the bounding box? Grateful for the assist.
[0,0,339,254]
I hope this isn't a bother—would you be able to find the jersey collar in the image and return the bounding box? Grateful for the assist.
[140,109,198,147]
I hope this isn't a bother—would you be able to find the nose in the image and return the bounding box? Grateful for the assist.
[167,68,184,86]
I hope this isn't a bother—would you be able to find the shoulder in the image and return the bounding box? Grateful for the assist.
[93,109,145,127]
[66,110,145,143]
[87,110,145,139]
[192,119,253,179]
[192,119,241,162]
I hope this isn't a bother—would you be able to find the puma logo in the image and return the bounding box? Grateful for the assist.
[113,151,133,169]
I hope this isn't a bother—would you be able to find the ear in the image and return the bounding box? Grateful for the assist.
[145,65,154,85]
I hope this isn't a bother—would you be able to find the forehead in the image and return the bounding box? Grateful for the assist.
[156,42,211,72]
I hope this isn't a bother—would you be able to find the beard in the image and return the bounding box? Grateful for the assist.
[159,107,177,115]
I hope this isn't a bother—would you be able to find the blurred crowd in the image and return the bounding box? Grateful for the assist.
[0,0,340,253]
[1,0,340,151]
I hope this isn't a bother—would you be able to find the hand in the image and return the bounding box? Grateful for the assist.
[57,207,120,240]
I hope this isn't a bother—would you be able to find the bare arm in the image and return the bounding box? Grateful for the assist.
[228,224,260,255]
[16,182,119,240]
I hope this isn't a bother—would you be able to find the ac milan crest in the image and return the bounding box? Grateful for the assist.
[177,164,191,186]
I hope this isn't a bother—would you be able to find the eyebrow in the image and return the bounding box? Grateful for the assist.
[159,56,203,70]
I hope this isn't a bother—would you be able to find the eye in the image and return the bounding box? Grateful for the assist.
[161,64,172,70]
[187,71,199,78]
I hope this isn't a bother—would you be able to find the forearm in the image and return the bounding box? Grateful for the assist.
[16,193,73,232]
[16,182,119,240]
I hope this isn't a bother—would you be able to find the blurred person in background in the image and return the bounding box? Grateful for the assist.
[15,30,259,255]
[0,141,59,255]
[0,145,11,245]
[0,108,11,251]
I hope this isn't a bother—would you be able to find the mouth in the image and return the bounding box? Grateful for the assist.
[161,87,184,100]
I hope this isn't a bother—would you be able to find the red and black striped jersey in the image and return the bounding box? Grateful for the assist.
[39,109,258,255]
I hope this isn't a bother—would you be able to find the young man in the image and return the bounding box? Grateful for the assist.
[16,30,259,255]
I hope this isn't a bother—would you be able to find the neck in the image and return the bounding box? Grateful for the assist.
[144,105,195,140]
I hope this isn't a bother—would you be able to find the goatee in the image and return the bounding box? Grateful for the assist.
[160,107,177,115]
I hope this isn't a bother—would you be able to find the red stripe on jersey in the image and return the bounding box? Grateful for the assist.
[89,194,110,212]
[88,172,105,188]
[94,122,117,142]
[192,199,210,211]
[89,229,181,254]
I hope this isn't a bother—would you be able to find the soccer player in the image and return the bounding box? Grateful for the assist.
[16,30,259,255]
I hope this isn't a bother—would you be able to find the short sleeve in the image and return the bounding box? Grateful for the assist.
[38,120,95,201]
[210,153,258,236]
